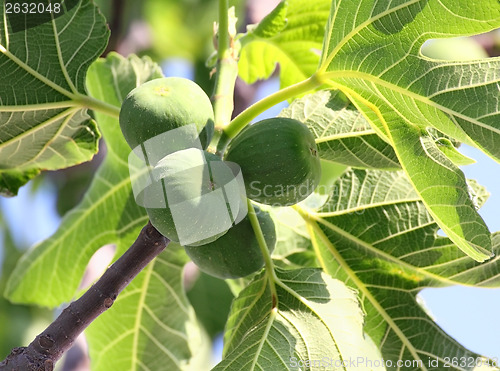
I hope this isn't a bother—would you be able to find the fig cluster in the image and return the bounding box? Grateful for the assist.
[119,77,321,279]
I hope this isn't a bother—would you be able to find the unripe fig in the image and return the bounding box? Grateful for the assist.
[119,77,214,150]
[225,118,321,206]
[144,148,244,246]
[184,206,276,279]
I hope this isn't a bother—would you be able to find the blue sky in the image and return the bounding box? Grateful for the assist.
[418,144,500,360]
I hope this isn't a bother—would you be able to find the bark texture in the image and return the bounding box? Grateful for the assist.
[0,222,168,371]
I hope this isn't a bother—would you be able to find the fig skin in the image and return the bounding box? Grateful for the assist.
[225,117,321,206]
[145,148,231,246]
[119,77,214,150]
[184,207,276,279]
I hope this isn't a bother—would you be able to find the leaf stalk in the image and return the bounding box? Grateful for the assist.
[211,1,240,154]
[76,94,120,119]
[220,73,325,153]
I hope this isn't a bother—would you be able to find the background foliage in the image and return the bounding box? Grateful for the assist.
[1,0,500,370]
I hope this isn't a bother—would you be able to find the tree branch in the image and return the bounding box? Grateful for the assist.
[0,221,168,371]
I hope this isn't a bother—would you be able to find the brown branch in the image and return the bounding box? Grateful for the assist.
[0,221,168,371]
[102,0,125,56]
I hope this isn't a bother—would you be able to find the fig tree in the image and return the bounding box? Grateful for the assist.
[119,77,214,150]
[225,117,321,206]
[184,206,276,279]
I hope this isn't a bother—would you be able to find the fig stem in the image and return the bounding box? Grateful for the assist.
[246,199,279,307]
[224,73,324,143]
[217,0,230,60]
[211,1,239,153]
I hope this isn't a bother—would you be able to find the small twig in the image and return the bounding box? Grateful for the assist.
[0,221,168,371]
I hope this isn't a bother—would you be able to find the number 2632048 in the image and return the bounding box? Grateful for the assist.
[5,2,62,14]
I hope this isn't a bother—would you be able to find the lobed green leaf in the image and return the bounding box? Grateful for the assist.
[279,90,400,169]
[4,53,161,307]
[216,268,383,371]
[5,52,209,370]
[318,0,500,261]
[300,167,499,369]
[269,207,318,270]
[86,244,211,371]
[238,0,330,89]
[0,0,109,196]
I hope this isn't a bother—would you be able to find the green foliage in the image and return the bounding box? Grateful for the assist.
[317,0,500,261]
[4,53,160,307]
[303,168,497,368]
[84,55,210,371]
[238,0,331,89]
[86,243,211,371]
[215,269,383,370]
[143,0,244,62]
[0,215,53,359]
[249,1,288,39]
[279,90,400,169]
[186,271,235,339]
[2,0,500,370]
[3,52,209,369]
[0,0,109,196]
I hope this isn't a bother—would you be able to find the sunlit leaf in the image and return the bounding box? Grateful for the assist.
[0,0,109,196]
[5,52,209,370]
[299,167,499,368]
[318,0,500,261]
[250,1,288,39]
[279,90,400,169]
[215,268,383,371]
[86,244,211,371]
[270,207,318,269]
[238,0,330,89]
[5,53,160,307]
